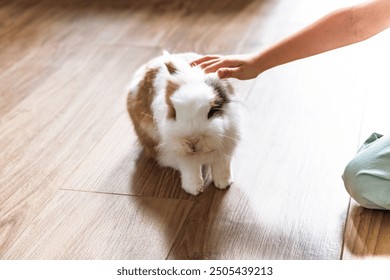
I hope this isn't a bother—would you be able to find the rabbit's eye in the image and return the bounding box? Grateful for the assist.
[208,106,222,119]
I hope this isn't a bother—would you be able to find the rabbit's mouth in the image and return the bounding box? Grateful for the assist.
[185,148,216,157]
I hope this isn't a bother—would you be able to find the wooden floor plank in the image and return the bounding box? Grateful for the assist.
[3,191,193,259]
[0,0,263,116]
[357,30,390,141]
[0,46,159,257]
[343,202,390,259]
[0,0,271,55]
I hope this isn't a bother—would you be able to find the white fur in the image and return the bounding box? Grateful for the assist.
[131,52,240,195]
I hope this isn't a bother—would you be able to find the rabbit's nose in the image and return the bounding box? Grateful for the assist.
[185,136,200,152]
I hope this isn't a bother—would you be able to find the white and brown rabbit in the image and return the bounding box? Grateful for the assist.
[127,51,239,195]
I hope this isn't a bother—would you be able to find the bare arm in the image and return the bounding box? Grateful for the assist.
[193,0,390,80]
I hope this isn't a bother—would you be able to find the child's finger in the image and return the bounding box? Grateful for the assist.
[204,59,240,74]
[198,59,221,70]
[190,55,221,66]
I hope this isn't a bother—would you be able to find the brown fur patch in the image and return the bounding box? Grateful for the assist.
[205,78,231,119]
[127,67,159,157]
[165,80,180,120]
[165,61,177,75]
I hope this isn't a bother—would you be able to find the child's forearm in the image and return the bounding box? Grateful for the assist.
[254,0,390,75]
[192,0,390,80]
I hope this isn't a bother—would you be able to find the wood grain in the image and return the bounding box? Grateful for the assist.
[343,202,390,259]
[3,191,193,259]
[0,45,159,256]
[1,0,388,260]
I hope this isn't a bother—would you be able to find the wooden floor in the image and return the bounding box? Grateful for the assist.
[0,0,389,260]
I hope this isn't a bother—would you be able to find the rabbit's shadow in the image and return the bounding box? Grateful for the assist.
[128,150,231,259]
[129,150,184,199]
[129,150,216,199]
[127,150,354,259]
[128,150,275,259]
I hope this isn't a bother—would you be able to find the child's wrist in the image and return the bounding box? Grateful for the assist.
[252,52,266,76]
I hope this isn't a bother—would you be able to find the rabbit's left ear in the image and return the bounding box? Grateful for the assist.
[164,61,178,75]
[162,50,178,75]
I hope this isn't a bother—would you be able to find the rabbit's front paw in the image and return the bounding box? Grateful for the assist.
[213,176,233,190]
[182,181,204,196]
[211,157,233,190]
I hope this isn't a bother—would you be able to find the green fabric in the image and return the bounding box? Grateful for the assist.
[343,133,390,210]
[358,132,383,152]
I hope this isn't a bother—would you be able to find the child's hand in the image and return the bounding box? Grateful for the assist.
[191,54,260,80]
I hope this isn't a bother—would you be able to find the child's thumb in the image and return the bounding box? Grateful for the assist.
[217,68,231,79]
[217,67,242,79]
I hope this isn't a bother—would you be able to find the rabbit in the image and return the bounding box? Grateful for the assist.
[127,51,239,195]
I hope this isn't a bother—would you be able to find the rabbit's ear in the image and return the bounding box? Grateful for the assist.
[164,59,178,75]
[206,77,231,102]
[162,49,171,57]
[165,79,180,120]
[164,61,178,75]
[162,50,179,75]
[206,75,235,97]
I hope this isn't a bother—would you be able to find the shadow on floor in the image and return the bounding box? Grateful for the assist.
[129,150,192,200]
[344,205,390,258]
[128,151,313,259]
[128,150,231,259]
